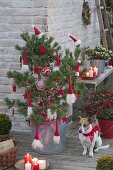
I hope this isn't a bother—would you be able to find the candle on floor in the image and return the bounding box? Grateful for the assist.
[25,161,32,170]
[33,162,39,170]
[32,158,38,164]
[32,157,38,168]
[24,153,32,164]
[38,160,46,170]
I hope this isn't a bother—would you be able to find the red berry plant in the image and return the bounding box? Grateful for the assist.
[83,85,113,120]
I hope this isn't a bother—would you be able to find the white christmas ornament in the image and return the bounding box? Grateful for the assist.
[53,111,57,120]
[27,106,33,118]
[47,108,53,120]
[27,100,33,118]
[21,65,29,73]
[75,72,79,77]
[66,75,76,106]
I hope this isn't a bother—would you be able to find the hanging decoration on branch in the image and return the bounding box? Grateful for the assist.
[32,122,44,150]
[21,47,29,73]
[32,25,43,37]
[82,0,91,27]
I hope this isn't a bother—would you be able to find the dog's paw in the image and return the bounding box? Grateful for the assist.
[82,151,87,156]
[94,148,99,153]
[89,152,94,157]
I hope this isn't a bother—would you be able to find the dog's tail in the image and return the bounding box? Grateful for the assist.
[99,144,109,149]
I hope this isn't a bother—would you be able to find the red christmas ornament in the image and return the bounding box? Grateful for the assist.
[37,101,44,107]
[23,47,27,65]
[68,34,81,46]
[12,84,16,92]
[32,25,43,37]
[41,66,51,76]
[62,116,68,123]
[39,46,47,53]
[53,119,60,144]
[34,67,40,73]
[74,63,80,72]
[107,58,112,68]
[36,79,46,91]
[55,49,61,66]
[66,75,76,106]
[21,47,29,73]
[74,60,81,72]
[23,91,28,99]
[57,89,64,97]
[53,49,61,71]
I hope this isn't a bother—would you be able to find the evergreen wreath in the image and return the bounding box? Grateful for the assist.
[82,0,91,26]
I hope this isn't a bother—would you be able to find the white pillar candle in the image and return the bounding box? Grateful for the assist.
[86,72,90,77]
[38,160,46,170]
[32,158,38,164]
[25,162,31,170]
[94,67,98,75]
[89,67,93,77]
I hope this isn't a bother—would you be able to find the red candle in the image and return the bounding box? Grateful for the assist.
[33,162,39,170]
[24,153,32,164]
[93,71,96,77]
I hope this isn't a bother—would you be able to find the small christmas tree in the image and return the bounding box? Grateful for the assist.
[5,26,85,151]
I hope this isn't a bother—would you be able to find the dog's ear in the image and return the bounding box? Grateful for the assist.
[88,118,93,124]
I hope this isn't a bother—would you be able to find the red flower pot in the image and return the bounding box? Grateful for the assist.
[98,119,113,139]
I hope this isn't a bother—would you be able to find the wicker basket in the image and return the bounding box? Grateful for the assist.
[0,140,17,169]
[0,133,10,142]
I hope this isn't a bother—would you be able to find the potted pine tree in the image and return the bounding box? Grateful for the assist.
[5,27,85,154]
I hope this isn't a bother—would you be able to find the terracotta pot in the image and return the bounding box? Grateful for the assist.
[98,119,113,139]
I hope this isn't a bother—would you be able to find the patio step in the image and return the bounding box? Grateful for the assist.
[8,114,31,133]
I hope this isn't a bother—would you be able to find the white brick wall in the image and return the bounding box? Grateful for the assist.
[47,0,100,50]
[0,0,100,113]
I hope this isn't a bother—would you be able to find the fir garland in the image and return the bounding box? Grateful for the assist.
[82,0,91,26]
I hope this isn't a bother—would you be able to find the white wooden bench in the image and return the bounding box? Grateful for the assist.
[77,67,113,90]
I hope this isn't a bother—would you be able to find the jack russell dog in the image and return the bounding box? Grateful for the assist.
[78,117,109,157]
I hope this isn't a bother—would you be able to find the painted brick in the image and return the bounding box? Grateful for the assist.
[0,0,100,116]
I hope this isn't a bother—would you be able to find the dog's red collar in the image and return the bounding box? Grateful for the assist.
[82,125,100,142]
